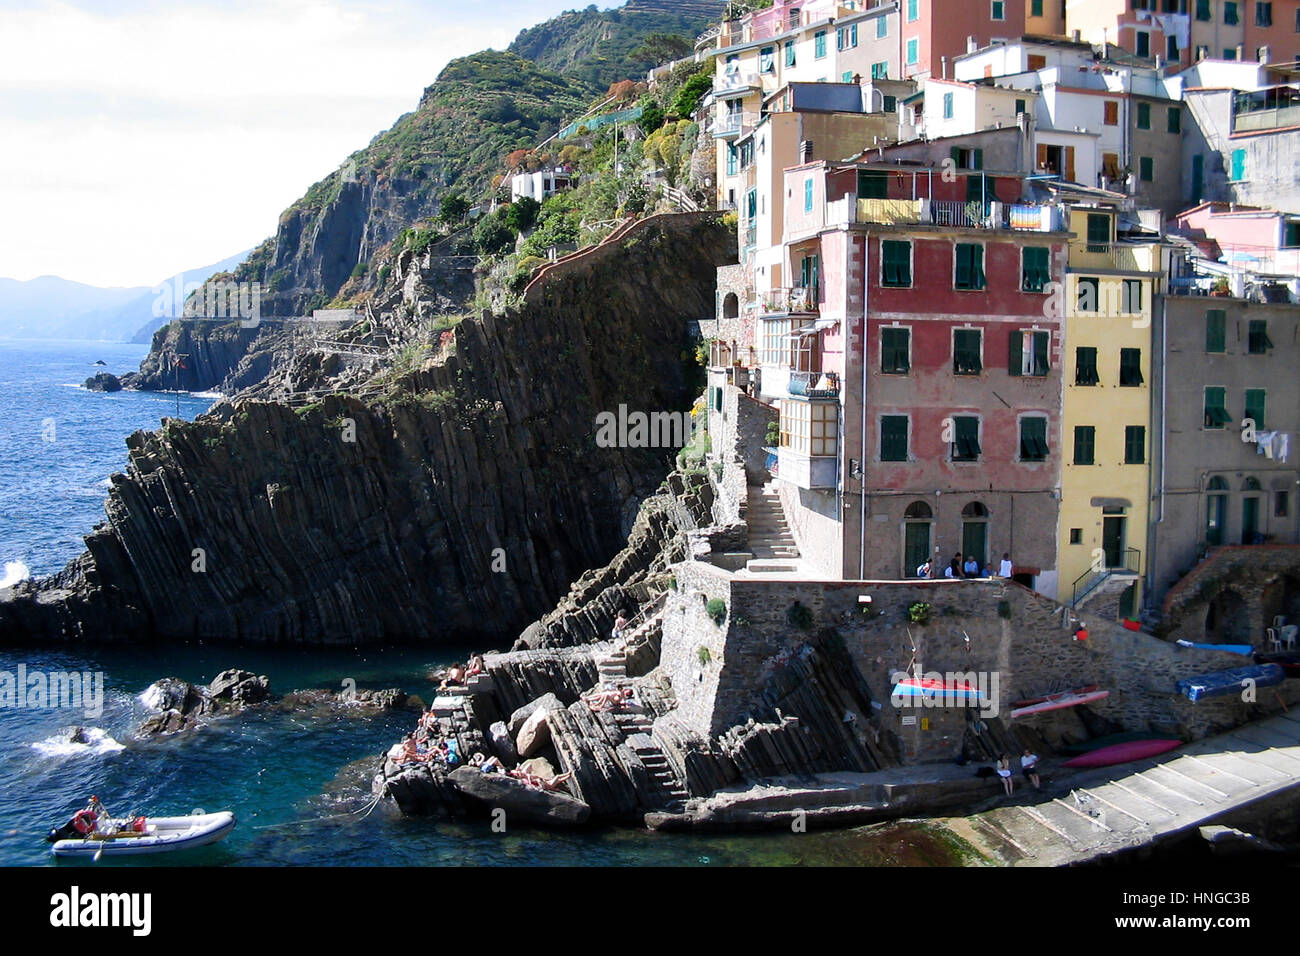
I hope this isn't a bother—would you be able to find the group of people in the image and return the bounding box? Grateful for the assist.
[435,655,485,691]
[467,752,575,793]
[393,730,461,768]
[994,750,1041,796]
[916,552,1015,580]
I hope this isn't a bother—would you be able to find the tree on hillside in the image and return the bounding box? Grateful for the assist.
[438,193,470,223]
[633,32,691,65]
[504,196,540,233]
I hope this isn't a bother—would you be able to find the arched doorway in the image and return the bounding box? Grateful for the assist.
[903,501,933,576]
[722,292,739,320]
[961,502,989,571]
[1205,588,1250,644]
[1205,476,1228,547]
[1242,476,1262,545]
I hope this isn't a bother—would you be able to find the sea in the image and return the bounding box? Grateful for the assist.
[0,339,974,866]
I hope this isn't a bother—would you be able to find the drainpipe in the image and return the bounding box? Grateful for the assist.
[1152,291,1169,601]
[860,232,870,580]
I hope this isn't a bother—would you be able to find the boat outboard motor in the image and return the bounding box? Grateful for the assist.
[48,819,81,842]
[47,808,97,842]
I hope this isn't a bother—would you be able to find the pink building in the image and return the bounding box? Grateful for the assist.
[1174,200,1300,276]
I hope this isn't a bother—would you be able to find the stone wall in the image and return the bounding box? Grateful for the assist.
[662,565,1300,755]
[1161,545,1300,644]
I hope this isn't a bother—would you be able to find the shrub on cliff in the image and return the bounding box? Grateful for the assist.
[705,599,727,626]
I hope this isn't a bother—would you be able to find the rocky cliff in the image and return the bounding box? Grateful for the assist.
[0,214,733,645]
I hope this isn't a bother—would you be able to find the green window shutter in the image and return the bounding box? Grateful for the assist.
[1204,387,1230,427]
[1231,148,1246,180]
[1245,389,1266,429]
[1139,156,1154,181]
[815,31,826,58]
[1087,213,1110,251]
[882,241,911,287]
[955,244,986,290]
[804,177,814,212]
[954,329,982,374]
[966,172,985,203]
[1022,247,1049,291]
[955,244,972,288]
[972,246,986,289]
[1137,103,1151,129]
[1248,320,1272,353]
[1168,107,1181,133]
[881,416,908,461]
[1119,348,1144,386]
[1008,330,1023,376]
[1124,425,1146,465]
[882,327,910,372]
[1031,331,1050,375]
[1206,309,1226,352]
[1076,347,1100,385]
[1020,417,1047,461]
[1073,425,1096,465]
[785,41,796,67]
[954,416,981,460]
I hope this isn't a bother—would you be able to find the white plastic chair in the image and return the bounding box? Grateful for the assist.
[1266,627,1282,651]
[1272,615,1287,629]
[1281,625,1298,650]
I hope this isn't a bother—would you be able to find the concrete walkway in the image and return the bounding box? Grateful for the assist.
[960,710,1300,865]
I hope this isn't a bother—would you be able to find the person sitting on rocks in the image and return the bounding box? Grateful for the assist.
[510,767,575,792]
[996,755,1014,797]
[395,735,428,765]
[465,655,485,678]
[439,739,460,767]
[1020,749,1041,790]
[439,664,467,690]
[470,752,506,774]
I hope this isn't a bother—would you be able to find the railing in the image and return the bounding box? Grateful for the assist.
[714,70,760,93]
[1071,547,1141,607]
[713,112,757,137]
[830,197,1060,232]
[744,221,758,247]
[789,370,840,398]
[1069,242,1150,272]
[761,286,818,314]
[930,199,989,229]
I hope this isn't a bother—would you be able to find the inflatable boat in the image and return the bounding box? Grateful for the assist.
[49,804,235,859]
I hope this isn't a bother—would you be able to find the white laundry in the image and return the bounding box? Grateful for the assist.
[1257,430,1277,459]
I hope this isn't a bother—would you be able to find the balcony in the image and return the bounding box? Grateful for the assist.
[1067,242,1155,273]
[761,286,819,314]
[1232,87,1300,132]
[826,197,1063,232]
[713,111,759,139]
[788,370,840,398]
[714,70,761,95]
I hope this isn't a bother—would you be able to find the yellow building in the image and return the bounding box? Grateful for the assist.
[1057,204,1161,620]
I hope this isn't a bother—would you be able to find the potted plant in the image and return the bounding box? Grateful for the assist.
[1210,276,1229,297]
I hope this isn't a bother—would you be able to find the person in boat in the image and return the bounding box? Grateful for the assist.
[439,664,466,690]
[1020,749,1041,790]
[996,756,1014,796]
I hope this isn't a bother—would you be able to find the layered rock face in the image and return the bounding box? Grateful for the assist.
[0,214,734,645]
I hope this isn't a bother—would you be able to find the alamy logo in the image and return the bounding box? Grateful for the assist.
[49,887,151,936]
[0,665,104,718]
[152,273,261,328]
[594,404,697,449]
[890,669,1000,718]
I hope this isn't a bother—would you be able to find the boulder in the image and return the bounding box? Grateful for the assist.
[515,706,553,759]
[489,721,519,764]
[447,766,590,826]
[520,756,557,780]
[207,669,271,705]
[508,692,561,735]
[83,372,122,392]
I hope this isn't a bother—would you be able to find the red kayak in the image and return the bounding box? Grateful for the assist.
[1062,738,1181,768]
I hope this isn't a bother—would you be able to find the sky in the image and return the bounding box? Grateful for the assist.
[0,0,594,287]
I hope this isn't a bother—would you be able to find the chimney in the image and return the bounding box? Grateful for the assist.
[941,55,948,79]
[1258,45,1270,64]
[800,140,814,162]
[1236,44,1245,61]
[967,35,978,54]
[1071,29,1081,42]
[1155,54,1163,70]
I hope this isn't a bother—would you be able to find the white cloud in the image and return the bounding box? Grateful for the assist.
[0,0,585,286]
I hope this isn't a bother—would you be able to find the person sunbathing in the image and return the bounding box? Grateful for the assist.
[469,752,506,773]
[582,687,634,712]
[509,768,574,791]
[439,664,467,690]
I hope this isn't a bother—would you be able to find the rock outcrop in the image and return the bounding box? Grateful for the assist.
[83,373,122,392]
[0,214,734,645]
[138,669,270,736]
[447,766,591,826]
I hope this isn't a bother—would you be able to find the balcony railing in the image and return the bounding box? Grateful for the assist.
[761,286,819,314]
[713,112,758,138]
[1068,242,1151,272]
[744,221,757,247]
[825,197,1062,232]
[714,70,760,93]
[789,370,840,398]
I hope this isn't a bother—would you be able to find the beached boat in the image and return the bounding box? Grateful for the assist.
[1253,651,1300,678]
[1175,640,1254,656]
[1062,738,1181,768]
[1010,684,1098,709]
[891,677,984,700]
[1009,688,1109,719]
[48,808,236,858]
[1060,731,1180,755]
[1176,663,1286,703]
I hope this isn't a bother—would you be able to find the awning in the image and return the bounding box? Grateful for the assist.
[1090,497,1132,508]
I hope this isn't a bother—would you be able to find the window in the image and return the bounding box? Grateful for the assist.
[883,94,897,111]
[1140,157,1154,181]
[881,415,909,460]
[872,61,889,79]
[1206,309,1226,352]
[1076,277,1100,312]
[842,70,854,83]
[1015,97,1026,115]
[1256,1,1272,27]
[1244,388,1266,428]
[814,30,827,58]
[1103,152,1121,179]
[1022,247,1051,291]
[1224,48,1238,60]
[1230,148,1246,181]
[760,46,775,73]
[1136,31,1150,58]
[1119,348,1144,386]
[837,24,858,50]
[952,416,981,461]
[740,140,754,168]
[1196,43,1210,60]
[907,0,919,20]
[1124,425,1146,464]
[726,144,738,176]
[804,177,814,213]
[1122,279,1143,313]
[800,254,820,302]
[1137,102,1151,129]
[943,92,954,119]
[1104,101,1119,125]
[1075,347,1100,385]
[1070,528,1084,544]
[1224,1,1239,24]
[1248,319,1273,353]
[1020,417,1048,461]
[781,399,838,457]
[1087,213,1110,251]
[858,170,888,199]
[1296,6,1300,30]
[882,241,912,288]
[1196,0,1211,19]
[1276,491,1289,518]
[953,329,983,374]
[1284,221,1300,248]
[1073,425,1096,465]
[877,17,888,38]
[1168,34,1180,60]
[1207,475,1228,545]
[785,40,797,68]
[906,38,919,64]
[1168,107,1182,133]
[1027,53,1047,70]
[953,146,984,170]
[954,244,986,290]
[1008,329,1051,376]
[1031,0,1044,14]
[991,0,1005,20]
[1204,387,1231,428]
[882,326,911,372]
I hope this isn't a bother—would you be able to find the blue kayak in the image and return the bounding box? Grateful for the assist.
[1175,640,1254,656]
[1176,664,1286,702]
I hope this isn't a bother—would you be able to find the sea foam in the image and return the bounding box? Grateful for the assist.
[0,560,30,588]
[31,727,125,758]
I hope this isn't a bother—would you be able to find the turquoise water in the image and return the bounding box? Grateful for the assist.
[0,340,974,866]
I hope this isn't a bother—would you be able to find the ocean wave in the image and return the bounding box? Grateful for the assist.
[0,560,30,588]
[138,683,167,712]
[190,391,225,399]
[31,727,125,758]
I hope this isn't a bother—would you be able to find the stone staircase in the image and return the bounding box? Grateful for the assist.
[1071,568,1140,617]
[628,732,690,805]
[744,482,801,574]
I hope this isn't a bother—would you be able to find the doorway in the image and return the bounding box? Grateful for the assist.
[1102,515,1126,568]
[903,501,932,576]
